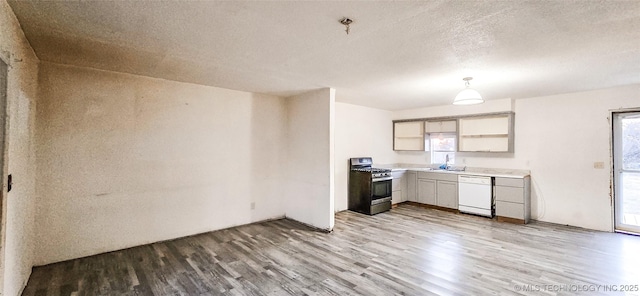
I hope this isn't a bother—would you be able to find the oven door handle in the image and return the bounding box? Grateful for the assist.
[372,177,392,182]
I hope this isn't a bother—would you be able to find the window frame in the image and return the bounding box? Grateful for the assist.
[427,132,456,165]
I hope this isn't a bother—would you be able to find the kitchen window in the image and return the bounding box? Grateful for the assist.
[427,133,456,165]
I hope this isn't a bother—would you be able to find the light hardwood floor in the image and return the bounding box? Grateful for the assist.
[22,204,640,295]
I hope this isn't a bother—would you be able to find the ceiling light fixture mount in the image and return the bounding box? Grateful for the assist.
[453,77,484,105]
[340,18,353,35]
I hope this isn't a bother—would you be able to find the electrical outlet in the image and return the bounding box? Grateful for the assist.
[594,162,605,169]
[251,202,255,210]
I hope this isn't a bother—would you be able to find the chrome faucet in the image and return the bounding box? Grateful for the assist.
[445,154,449,169]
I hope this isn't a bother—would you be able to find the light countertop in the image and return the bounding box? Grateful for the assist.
[377,164,530,178]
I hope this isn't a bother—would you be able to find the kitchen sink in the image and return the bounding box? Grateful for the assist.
[411,166,466,172]
[446,166,467,172]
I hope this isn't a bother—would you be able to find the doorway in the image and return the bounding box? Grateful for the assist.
[613,111,640,234]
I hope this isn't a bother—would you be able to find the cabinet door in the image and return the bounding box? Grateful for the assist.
[417,179,436,205]
[407,172,417,202]
[392,190,402,205]
[392,171,405,191]
[401,175,408,202]
[436,181,458,209]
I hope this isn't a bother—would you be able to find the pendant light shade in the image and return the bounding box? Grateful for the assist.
[453,77,484,105]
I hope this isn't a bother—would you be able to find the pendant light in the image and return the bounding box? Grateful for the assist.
[453,77,484,105]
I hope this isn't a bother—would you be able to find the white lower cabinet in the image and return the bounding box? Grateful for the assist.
[402,169,530,222]
[407,171,417,202]
[417,179,436,204]
[392,190,402,204]
[391,170,407,204]
[435,180,458,209]
[495,176,531,223]
[416,172,459,210]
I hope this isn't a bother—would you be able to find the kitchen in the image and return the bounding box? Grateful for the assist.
[336,94,638,231]
[1,1,640,295]
[348,111,533,222]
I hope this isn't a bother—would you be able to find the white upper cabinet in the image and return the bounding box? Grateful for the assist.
[459,116,508,135]
[458,113,514,152]
[394,121,425,151]
[395,121,424,137]
[393,112,514,153]
[425,120,457,133]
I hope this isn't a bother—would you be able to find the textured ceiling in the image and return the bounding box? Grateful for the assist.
[8,1,640,110]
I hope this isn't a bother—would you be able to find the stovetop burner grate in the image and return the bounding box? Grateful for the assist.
[351,167,391,173]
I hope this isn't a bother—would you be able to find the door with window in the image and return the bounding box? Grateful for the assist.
[613,111,640,234]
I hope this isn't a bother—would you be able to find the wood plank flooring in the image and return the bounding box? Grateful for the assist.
[22,204,640,296]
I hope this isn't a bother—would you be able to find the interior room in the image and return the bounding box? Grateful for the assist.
[1,1,639,295]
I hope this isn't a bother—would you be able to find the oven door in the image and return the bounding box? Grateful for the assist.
[371,177,392,204]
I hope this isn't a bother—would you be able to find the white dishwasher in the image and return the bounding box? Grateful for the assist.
[458,175,493,217]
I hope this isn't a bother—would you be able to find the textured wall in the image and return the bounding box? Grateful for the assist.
[0,0,39,295]
[511,85,639,231]
[285,88,335,230]
[35,62,288,265]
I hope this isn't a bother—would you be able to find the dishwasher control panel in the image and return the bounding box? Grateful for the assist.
[458,175,492,185]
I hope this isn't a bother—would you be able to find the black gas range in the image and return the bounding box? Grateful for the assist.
[348,157,392,215]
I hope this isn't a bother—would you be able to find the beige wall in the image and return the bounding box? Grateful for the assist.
[512,86,639,231]
[334,102,394,212]
[285,88,335,230]
[35,62,289,265]
[0,0,39,295]
[391,85,640,231]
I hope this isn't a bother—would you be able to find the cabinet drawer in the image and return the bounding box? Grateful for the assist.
[417,171,434,179]
[495,186,524,203]
[417,171,458,182]
[392,171,405,178]
[495,177,524,188]
[496,201,524,219]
